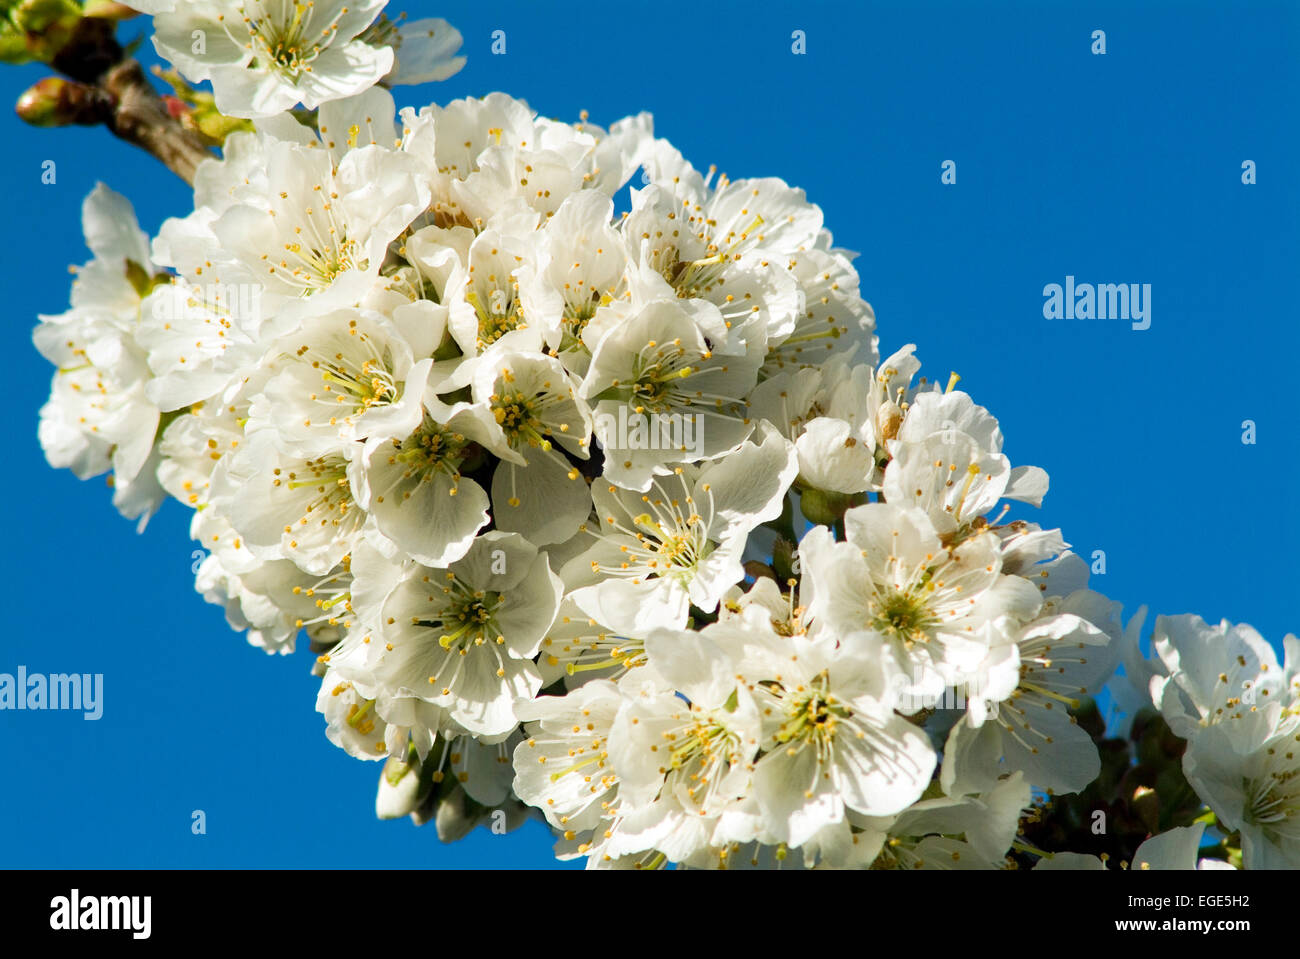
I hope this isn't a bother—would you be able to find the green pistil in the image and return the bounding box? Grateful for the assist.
[395,419,469,475]
[492,391,552,450]
[870,590,938,643]
[776,692,850,746]
[466,290,525,347]
[421,591,504,651]
[630,363,692,411]
[669,721,731,771]
[562,300,599,348]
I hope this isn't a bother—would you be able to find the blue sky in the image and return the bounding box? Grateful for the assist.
[0,0,1295,867]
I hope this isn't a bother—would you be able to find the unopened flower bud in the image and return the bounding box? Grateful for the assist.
[191,107,254,146]
[15,76,111,127]
[433,785,481,843]
[876,399,903,442]
[375,754,424,820]
[770,538,797,582]
[799,488,862,527]
[15,77,66,127]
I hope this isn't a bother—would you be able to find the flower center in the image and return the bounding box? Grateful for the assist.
[240,0,347,78]
[277,229,363,292]
[631,511,711,578]
[776,681,849,751]
[629,346,692,413]
[295,328,398,426]
[417,586,504,652]
[277,456,353,519]
[396,420,468,473]
[466,287,526,349]
[869,590,938,644]
[562,295,601,348]
[659,707,749,811]
[491,390,552,449]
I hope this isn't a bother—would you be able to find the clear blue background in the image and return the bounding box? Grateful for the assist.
[1,0,1295,867]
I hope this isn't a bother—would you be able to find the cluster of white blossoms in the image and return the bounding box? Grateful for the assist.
[1129,616,1300,869]
[30,1,1296,869]
[510,358,1135,868]
[128,1,466,118]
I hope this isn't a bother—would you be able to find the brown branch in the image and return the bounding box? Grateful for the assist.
[20,15,215,185]
[99,59,214,186]
[50,15,122,83]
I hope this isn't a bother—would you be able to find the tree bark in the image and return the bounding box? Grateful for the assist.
[35,15,213,185]
[100,60,213,186]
